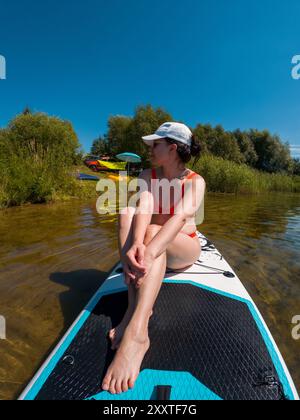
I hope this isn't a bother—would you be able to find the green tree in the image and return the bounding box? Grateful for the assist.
[7,112,80,165]
[214,132,244,163]
[193,124,211,155]
[248,129,293,173]
[203,125,243,163]
[106,115,132,155]
[22,106,32,115]
[0,112,82,207]
[292,158,300,175]
[232,129,258,167]
[91,136,110,156]
[194,124,243,163]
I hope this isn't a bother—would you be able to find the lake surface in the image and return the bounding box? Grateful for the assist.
[0,192,299,399]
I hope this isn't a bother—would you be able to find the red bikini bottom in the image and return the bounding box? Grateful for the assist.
[186,231,197,238]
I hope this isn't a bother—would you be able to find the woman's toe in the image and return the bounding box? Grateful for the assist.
[109,378,117,394]
[122,379,129,393]
[128,377,135,389]
[102,374,111,391]
[115,379,123,394]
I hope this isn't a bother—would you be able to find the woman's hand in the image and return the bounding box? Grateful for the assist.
[122,259,138,286]
[132,250,155,289]
[122,243,146,285]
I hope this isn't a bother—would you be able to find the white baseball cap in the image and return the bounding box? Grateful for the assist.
[142,122,193,147]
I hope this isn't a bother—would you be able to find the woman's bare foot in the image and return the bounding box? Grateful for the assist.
[102,330,150,394]
[109,309,153,350]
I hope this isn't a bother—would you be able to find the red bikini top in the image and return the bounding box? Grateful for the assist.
[151,168,198,215]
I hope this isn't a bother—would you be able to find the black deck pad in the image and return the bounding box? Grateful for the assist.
[35,283,285,400]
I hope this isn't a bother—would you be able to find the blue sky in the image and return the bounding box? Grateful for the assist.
[0,0,300,157]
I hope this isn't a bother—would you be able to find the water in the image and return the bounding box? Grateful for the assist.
[0,192,299,399]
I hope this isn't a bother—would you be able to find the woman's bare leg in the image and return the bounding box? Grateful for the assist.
[102,228,167,394]
[109,207,138,350]
[110,203,154,349]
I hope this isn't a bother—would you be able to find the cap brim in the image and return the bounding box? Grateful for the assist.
[141,134,164,146]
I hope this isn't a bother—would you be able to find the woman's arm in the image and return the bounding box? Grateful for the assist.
[146,176,206,259]
[132,169,154,244]
[146,214,187,258]
[132,211,152,244]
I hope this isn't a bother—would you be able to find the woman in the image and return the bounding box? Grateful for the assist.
[102,122,206,395]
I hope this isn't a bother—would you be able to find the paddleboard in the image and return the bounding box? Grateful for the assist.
[19,232,299,400]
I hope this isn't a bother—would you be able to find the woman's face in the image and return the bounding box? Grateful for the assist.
[149,138,175,165]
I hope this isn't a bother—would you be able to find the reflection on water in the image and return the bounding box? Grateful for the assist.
[0,192,299,399]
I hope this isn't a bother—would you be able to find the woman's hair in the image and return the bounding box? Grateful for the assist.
[164,134,202,166]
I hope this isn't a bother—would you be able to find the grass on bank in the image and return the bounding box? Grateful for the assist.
[191,154,300,194]
[0,157,97,209]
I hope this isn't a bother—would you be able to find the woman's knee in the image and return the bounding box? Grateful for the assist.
[144,224,162,244]
[166,235,201,269]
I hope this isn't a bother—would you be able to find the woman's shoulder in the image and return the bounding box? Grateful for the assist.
[187,169,204,180]
[186,170,206,189]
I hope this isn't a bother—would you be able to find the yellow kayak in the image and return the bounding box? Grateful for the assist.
[98,160,127,171]
[108,173,128,182]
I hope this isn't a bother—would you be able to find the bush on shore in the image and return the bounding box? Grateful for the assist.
[191,154,300,194]
[0,112,84,208]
